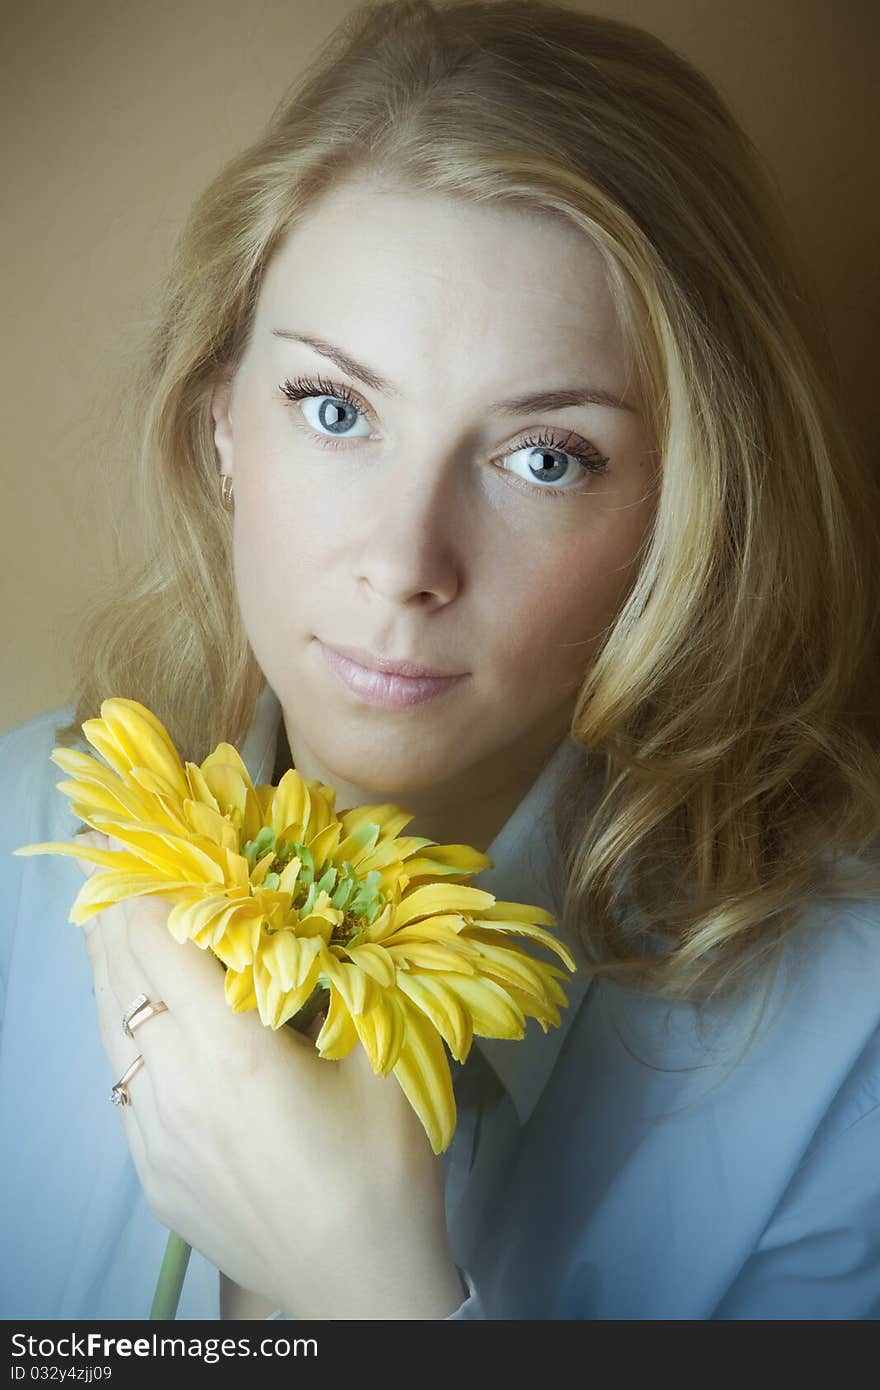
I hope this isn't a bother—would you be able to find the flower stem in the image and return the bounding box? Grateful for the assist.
[150,1230,192,1320]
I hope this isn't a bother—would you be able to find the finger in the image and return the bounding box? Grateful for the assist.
[88,907,164,1086]
[71,828,110,879]
[73,828,207,1028]
[66,834,179,1187]
[69,830,121,955]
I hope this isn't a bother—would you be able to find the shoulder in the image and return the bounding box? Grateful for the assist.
[0,702,80,1008]
[0,701,81,860]
[0,702,79,787]
[779,892,880,1140]
[582,894,880,1316]
[708,889,880,1161]
[601,887,880,1155]
[705,893,880,1317]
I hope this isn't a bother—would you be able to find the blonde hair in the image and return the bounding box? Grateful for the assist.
[54,0,880,1015]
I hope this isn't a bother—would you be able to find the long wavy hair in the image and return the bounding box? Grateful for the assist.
[54,0,880,1015]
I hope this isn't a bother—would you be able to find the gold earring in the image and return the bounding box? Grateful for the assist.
[219,474,235,510]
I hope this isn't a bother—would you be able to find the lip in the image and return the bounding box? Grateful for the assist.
[318,640,468,710]
[320,641,463,679]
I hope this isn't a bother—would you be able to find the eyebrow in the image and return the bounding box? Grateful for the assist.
[271,329,639,416]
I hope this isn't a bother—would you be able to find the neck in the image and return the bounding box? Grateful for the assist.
[271,715,572,856]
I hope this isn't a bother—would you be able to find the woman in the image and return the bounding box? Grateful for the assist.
[2,0,880,1319]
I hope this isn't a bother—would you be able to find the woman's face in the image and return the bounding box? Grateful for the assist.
[212,178,657,805]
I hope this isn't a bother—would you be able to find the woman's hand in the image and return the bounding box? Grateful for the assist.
[72,830,466,1319]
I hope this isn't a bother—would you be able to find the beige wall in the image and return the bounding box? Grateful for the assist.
[2,0,877,735]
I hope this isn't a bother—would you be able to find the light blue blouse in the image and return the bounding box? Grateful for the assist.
[2,683,879,1319]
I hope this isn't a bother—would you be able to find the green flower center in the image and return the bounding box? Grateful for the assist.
[241,826,385,945]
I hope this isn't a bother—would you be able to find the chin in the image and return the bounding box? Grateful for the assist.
[317,735,451,800]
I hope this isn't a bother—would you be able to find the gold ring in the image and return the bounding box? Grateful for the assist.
[122,993,168,1038]
[110,1054,144,1106]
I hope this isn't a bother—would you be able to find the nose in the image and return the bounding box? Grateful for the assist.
[355,452,464,610]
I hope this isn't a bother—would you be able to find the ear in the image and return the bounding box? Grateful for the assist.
[210,377,235,478]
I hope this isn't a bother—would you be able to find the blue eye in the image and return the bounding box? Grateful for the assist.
[503,431,610,496]
[279,374,372,438]
[278,375,611,499]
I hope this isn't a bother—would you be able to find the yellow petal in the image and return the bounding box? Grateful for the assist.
[478,899,558,927]
[83,823,225,886]
[54,762,184,837]
[250,850,278,886]
[252,951,287,1029]
[297,896,343,939]
[387,914,472,943]
[352,839,412,875]
[379,864,415,898]
[467,917,576,972]
[466,927,575,993]
[67,795,186,840]
[338,802,415,845]
[241,786,265,843]
[270,768,311,843]
[364,900,399,944]
[397,844,493,879]
[127,765,190,807]
[54,761,173,827]
[225,965,258,1013]
[463,935,565,998]
[393,883,496,928]
[185,760,220,812]
[163,889,218,941]
[394,971,473,1062]
[49,745,122,782]
[278,855,303,895]
[210,917,262,972]
[294,911,335,945]
[305,820,342,869]
[335,820,381,866]
[275,976,325,1029]
[320,953,380,1016]
[77,721,134,781]
[12,840,149,874]
[391,995,457,1154]
[182,798,238,851]
[501,982,563,1032]
[371,808,417,840]
[199,744,254,818]
[385,941,478,973]
[94,698,190,799]
[352,989,407,1073]
[417,972,526,1039]
[67,872,197,924]
[166,894,260,948]
[303,778,338,835]
[260,932,324,992]
[543,968,573,1004]
[391,835,436,857]
[252,784,273,825]
[314,983,359,1060]
[223,847,252,892]
[344,942,396,988]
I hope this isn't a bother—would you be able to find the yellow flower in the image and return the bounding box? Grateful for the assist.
[14,697,577,1153]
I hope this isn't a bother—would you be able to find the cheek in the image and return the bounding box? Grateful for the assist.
[234,424,356,561]
[500,526,641,688]
[232,416,330,555]
[229,444,321,641]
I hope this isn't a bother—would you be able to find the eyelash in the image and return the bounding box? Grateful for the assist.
[277,374,610,498]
